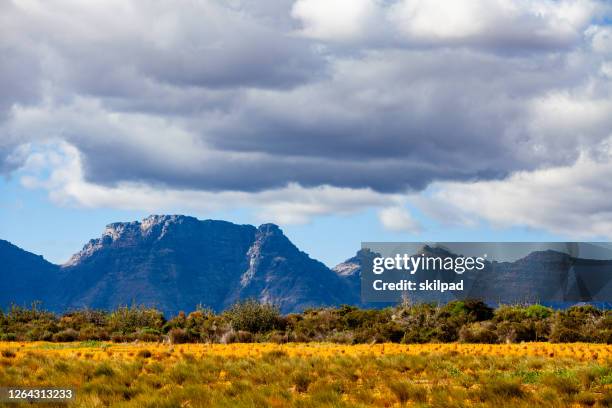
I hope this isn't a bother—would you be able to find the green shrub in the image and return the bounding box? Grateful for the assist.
[495,320,537,343]
[107,305,165,334]
[267,330,289,344]
[225,330,253,343]
[550,326,583,343]
[169,328,190,344]
[548,306,607,343]
[525,304,553,319]
[138,328,162,342]
[52,328,79,342]
[396,303,441,343]
[459,322,498,343]
[0,333,17,341]
[443,300,494,321]
[225,300,281,333]
[110,332,136,343]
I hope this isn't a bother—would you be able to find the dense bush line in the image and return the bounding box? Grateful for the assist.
[0,300,610,344]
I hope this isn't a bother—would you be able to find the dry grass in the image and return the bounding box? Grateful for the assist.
[0,342,610,407]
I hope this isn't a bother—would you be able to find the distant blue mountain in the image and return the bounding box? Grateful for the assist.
[0,239,60,309]
[337,245,612,307]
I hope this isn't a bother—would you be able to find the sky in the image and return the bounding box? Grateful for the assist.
[1,0,611,267]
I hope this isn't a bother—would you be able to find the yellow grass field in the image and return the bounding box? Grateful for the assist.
[1,342,611,407]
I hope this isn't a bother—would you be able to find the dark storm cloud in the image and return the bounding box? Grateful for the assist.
[0,0,611,195]
[81,146,487,193]
[40,8,325,97]
[139,36,324,90]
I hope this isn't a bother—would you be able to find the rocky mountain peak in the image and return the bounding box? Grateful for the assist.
[140,214,195,232]
[102,221,141,242]
[416,244,456,258]
[252,223,294,253]
[240,223,290,288]
[519,249,570,262]
[64,215,199,267]
[333,248,379,277]
[256,223,282,236]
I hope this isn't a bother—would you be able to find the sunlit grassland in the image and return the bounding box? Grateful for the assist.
[1,342,611,407]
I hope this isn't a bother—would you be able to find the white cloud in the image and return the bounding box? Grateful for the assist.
[391,0,502,40]
[378,206,421,233]
[527,91,612,157]
[601,61,612,79]
[415,140,612,238]
[292,0,605,48]
[587,25,612,54]
[291,0,383,41]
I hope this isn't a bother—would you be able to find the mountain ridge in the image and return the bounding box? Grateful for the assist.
[1,215,358,314]
[2,216,612,313]
[0,239,60,309]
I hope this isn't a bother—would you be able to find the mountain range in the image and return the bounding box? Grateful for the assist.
[1,215,611,314]
[1,215,355,314]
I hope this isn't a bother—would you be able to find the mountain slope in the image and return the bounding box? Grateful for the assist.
[225,223,353,311]
[0,239,59,310]
[58,215,357,313]
[332,248,378,298]
[476,250,612,304]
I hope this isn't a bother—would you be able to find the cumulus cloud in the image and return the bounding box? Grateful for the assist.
[414,139,612,238]
[292,0,605,50]
[378,206,421,233]
[292,0,385,42]
[389,0,600,49]
[587,25,612,54]
[1,0,612,233]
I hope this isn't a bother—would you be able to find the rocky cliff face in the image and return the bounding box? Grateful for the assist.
[332,248,396,307]
[56,215,356,313]
[332,248,378,296]
[225,223,353,311]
